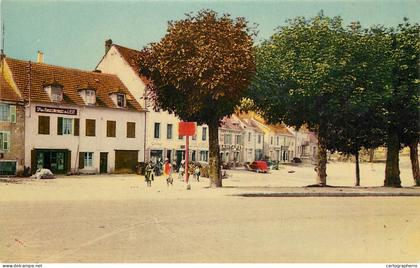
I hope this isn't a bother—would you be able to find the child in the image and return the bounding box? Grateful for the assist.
[163,158,173,186]
[194,165,201,182]
[144,161,154,187]
[178,161,185,182]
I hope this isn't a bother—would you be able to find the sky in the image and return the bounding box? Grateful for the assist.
[1,0,419,70]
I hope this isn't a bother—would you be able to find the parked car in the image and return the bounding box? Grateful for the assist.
[249,161,269,173]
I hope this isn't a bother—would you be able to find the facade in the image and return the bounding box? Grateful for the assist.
[96,40,209,167]
[241,112,295,162]
[219,116,244,163]
[234,114,264,162]
[0,63,25,175]
[2,55,146,174]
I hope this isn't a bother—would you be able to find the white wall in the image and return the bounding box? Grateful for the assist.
[25,103,145,173]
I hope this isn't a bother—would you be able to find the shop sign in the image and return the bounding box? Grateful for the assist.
[35,106,77,115]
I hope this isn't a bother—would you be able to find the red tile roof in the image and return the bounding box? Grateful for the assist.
[4,57,143,111]
[113,44,144,70]
[0,73,22,102]
[220,116,243,131]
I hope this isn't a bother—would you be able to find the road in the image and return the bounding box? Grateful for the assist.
[0,159,419,263]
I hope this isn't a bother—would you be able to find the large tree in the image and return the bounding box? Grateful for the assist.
[325,24,391,186]
[384,19,420,187]
[138,10,255,187]
[249,13,350,186]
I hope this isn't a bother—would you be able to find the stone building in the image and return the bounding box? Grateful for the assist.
[0,60,25,175]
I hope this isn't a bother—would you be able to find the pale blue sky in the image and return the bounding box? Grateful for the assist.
[1,0,419,70]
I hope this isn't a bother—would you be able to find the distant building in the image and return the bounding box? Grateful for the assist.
[234,113,264,162]
[219,116,244,163]
[1,53,146,174]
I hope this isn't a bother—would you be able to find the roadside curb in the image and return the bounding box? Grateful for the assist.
[236,192,420,197]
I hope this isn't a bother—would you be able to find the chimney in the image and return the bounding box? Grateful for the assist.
[37,50,44,63]
[105,39,113,54]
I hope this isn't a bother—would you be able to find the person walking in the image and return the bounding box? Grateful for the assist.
[178,160,185,182]
[145,161,154,187]
[164,158,173,186]
[194,164,201,182]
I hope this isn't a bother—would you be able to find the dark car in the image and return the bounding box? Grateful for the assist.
[249,161,269,173]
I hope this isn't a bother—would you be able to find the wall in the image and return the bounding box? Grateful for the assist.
[0,102,25,174]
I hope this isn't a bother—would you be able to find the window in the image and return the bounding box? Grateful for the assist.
[85,119,96,136]
[154,122,160,138]
[248,132,251,142]
[84,152,93,167]
[179,135,183,140]
[270,136,273,145]
[38,116,50,135]
[0,104,10,121]
[107,120,116,137]
[167,124,173,139]
[51,87,63,102]
[202,127,207,141]
[63,118,73,135]
[117,94,126,108]
[85,90,96,105]
[235,135,241,145]
[199,151,208,162]
[258,135,261,144]
[0,104,15,122]
[192,134,196,140]
[224,134,232,145]
[0,131,10,151]
[276,136,279,146]
[127,122,135,138]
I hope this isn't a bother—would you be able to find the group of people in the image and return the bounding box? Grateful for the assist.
[144,159,201,187]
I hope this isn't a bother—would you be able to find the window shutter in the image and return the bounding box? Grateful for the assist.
[10,105,16,123]
[66,150,71,174]
[79,152,84,169]
[31,149,36,174]
[57,117,63,135]
[74,118,80,136]
[107,121,116,137]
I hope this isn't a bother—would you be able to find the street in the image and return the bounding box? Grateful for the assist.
[1,158,419,263]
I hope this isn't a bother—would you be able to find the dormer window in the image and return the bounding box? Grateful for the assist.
[86,90,96,105]
[117,94,126,108]
[78,85,96,106]
[109,90,127,108]
[44,81,63,103]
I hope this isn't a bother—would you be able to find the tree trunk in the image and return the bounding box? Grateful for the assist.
[369,148,374,162]
[316,134,327,186]
[409,141,420,186]
[208,120,222,187]
[355,151,360,186]
[384,131,401,187]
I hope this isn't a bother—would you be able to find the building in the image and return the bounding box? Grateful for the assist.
[234,113,264,162]
[219,116,244,163]
[1,54,146,174]
[96,40,209,167]
[240,112,295,162]
[0,58,25,175]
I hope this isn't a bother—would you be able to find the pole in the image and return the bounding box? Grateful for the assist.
[185,135,189,183]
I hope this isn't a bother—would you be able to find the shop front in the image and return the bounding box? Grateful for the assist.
[31,149,71,174]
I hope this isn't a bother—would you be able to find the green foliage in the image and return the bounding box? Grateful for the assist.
[387,19,420,147]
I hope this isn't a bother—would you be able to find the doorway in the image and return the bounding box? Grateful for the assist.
[100,152,108,173]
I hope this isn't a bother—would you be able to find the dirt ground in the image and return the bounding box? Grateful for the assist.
[0,156,419,263]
